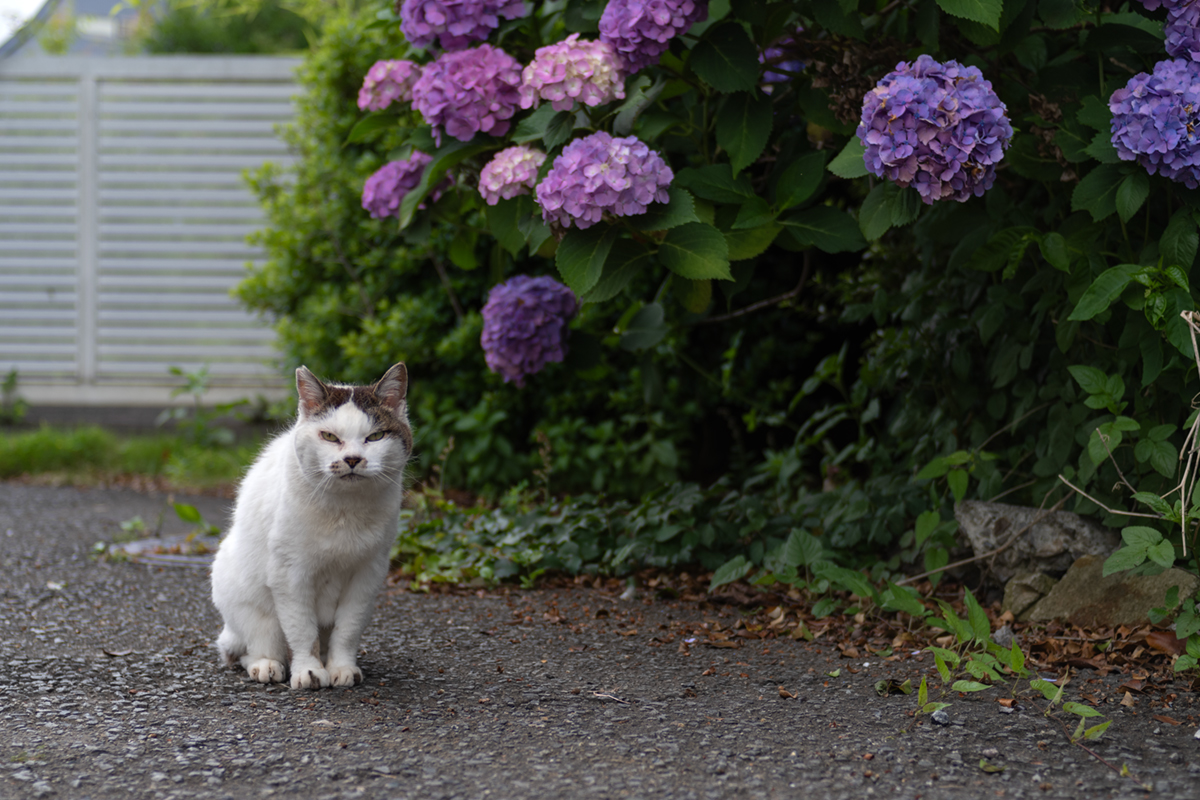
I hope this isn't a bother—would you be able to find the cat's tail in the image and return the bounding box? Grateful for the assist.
[216,626,246,668]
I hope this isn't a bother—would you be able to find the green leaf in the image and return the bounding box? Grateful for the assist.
[1147,537,1177,569]
[544,111,576,150]
[732,197,776,230]
[582,239,655,304]
[724,223,781,261]
[1103,545,1147,576]
[512,104,559,144]
[173,503,203,524]
[1067,364,1108,395]
[1063,701,1102,718]
[613,75,666,136]
[1077,95,1112,131]
[632,186,700,232]
[709,554,752,591]
[1122,526,1164,549]
[859,183,893,241]
[880,581,927,617]
[660,223,733,279]
[447,234,478,269]
[935,0,1002,29]
[674,164,756,204]
[1132,491,1173,516]
[677,278,712,313]
[776,151,828,211]
[1161,210,1199,270]
[952,680,992,693]
[620,302,669,351]
[815,564,877,600]
[947,469,969,503]
[1084,131,1121,164]
[1116,171,1150,224]
[933,650,952,683]
[778,206,867,253]
[398,137,496,228]
[827,137,869,179]
[557,226,617,296]
[782,528,823,568]
[691,23,761,93]
[964,588,991,644]
[1030,678,1061,702]
[717,92,773,176]
[914,510,939,545]
[1039,232,1071,271]
[485,195,532,256]
[1071,164,1124,222]
[918,675,929,706]
[1067,265,1137,321]
[344,112,398,145]
[1082,720,1111,741]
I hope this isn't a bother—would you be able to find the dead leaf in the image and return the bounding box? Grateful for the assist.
[617,629,639,637]
[778,686,796,699]
[1152,714,1182,726]
[1146,630,1186,656]
[997,698,1015,708]
[1120,692,1136,708]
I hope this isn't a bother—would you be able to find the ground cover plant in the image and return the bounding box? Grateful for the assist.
[224,0,1200,675]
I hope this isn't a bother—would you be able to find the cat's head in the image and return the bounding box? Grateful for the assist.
[291,363,412,489]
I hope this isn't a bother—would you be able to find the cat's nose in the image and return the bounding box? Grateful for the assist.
[344,456,363,469]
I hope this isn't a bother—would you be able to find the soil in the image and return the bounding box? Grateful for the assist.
[2,483,1198,799]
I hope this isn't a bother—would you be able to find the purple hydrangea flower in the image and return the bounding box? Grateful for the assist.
[856,54,1013,204]
[478,145,547,205]
[480,275,577,387]
[357,59,421,111]
[1110,58,1200,188]
[362,153,451,218]
[598,0,708,74]
[411,44,523,145]
[399,0,527,51]
[519,34,626,112]
[1139,1,1200,61]
[535,131,672,229]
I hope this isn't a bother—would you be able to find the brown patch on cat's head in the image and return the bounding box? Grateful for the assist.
[295,364,413,454]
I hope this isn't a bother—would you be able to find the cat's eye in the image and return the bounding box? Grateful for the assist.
[365,431,387,442]
[319,431,341,443]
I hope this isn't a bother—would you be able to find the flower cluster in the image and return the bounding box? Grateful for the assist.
[398,0,527,51]
[361,154,434,219]
[857,54,1013,204]
[357,59,421,111]
[519,34,626,112]
[1110,58,1200,188]
[411,44,523,144]
[1139,1,1200,61]
[598,0,708,74]
[480,275,577,386]
[478,145,547,205]
[535,131,672,229]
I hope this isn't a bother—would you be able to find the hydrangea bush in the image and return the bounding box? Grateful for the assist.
[247,0,1200,602]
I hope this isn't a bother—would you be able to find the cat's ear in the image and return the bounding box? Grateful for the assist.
[373,363,408,412]
[295,366,329,417]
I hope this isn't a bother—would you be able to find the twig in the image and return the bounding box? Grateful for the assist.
[432,258,465,321]
[1056,475,1163,520]
[977,402,1051,453]
[895,493,1071,586]
[702,251,811,325]
[1095,430,1137,495]
[986,479,1037,504]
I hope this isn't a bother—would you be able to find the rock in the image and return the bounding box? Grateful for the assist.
[1024,554,1200,627]
[931,709,950,726]
[1002,572,1057,620]
[955,501,1120,584]
[991,624,1015,650]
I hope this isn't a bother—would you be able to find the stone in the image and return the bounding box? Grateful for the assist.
[1024,554,1200,627]
[955,501,1120,584]
[1002,572,1058,620]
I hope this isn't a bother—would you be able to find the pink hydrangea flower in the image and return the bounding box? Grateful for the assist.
[361,153,451,218]
[478,145,547,205]
[399,0,527,51]
[535,131,672,229]
[519,34,626,112]
[599,0,708,73]
[411,44,523,145]
[357,60,421,111]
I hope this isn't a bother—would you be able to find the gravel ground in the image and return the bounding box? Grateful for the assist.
[3,482,1200,799]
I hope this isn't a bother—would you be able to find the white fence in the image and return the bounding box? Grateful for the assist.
[0,55,302,406]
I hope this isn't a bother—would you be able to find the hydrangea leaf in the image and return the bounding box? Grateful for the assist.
[1116,171,1149,224]
[557,225,618,296]
[512,104,559,143]
[620,302,668,351]
[935,0,1002,30]
[345,113,401,145]
[810,3,865,39]
[1070,163,1123,222]
[691,23,760,93]
[859,183,893,241]
[484,196,532,256]
[732,197,776,230]
[676,278,712,314]
[674,165,756,204]
[827,137,869,180]
[631,186,700,232]
[398,137,496,228]
[778,206,866,254]
[776,151,828,211]
[1161,210,1199,270]
[543,111,577,150]
[613,75,666,136]
[581,239,655,304]
[1077,96,1113,132]
[717,92,773,177]
[725,223,781,261]
[1084,132,1120,164]
[660,222,733,280]
[1066,264,1138,321]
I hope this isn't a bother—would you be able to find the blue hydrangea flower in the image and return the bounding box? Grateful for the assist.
[480,275,577,386]
[1110,58,1200,188]
[856,54,1012,204]
[1140,1,1200,61]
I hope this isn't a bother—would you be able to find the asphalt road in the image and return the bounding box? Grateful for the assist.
[2,482,1199,799]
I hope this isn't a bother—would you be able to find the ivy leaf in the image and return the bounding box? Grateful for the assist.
[828,137,869,179]
[717,92,773,176]
[556,225,618,296]
[776,151,828,210]
[691,23,761,93]
[936,0,1002,29]
[659,222,733,279]
[1067,264,1138,321]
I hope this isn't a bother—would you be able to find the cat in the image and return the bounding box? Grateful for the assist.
[211,363,412,689]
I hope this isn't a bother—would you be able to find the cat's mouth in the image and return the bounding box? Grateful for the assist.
[339,473,366,481]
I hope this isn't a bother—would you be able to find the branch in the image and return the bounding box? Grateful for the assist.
[432,258,465,321]
[702,251,811,325]
[1055,475,1162,520]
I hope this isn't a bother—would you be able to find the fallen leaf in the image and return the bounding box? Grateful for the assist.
[1152,714,1182,726]
[778,686,796,699]
[617,629,639,637]
[1117,678,1145,694]
[826,669,841,678]
[1120,692,1136,708]
[1145,630,1186,656]
[997,698,1015,708]
[979,759,1005,774]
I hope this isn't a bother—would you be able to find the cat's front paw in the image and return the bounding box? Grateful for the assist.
[247,658,286,684]
[328,664,363,687]
[290,667,331,690]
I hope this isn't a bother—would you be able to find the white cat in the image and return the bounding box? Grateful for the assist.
[211,363,411,690]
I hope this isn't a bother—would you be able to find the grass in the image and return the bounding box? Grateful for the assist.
[0,424,259,493]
